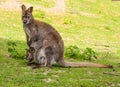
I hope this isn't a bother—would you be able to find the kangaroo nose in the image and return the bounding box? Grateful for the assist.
[23,20,27,24]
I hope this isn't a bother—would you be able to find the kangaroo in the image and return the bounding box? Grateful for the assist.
[21,4,113,68]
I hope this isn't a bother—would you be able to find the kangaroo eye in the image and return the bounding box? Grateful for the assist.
[27,15,31,18]
[22,15,25,18]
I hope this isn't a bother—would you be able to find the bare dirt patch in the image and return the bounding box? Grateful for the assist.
[80,11,101,18]
[0,0,22,10]
[0,0,65,15]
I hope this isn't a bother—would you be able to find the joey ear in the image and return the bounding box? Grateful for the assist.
[27,6,33,13]
[21,4,26,11]
[30,47,35,53]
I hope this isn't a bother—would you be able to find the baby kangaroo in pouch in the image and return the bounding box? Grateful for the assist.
[26,39,55,68]
[26,47,48,68]
[21,4,113,68]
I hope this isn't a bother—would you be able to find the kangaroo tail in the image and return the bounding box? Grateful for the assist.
[57,60,113,68]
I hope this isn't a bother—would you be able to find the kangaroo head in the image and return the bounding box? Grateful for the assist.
[26,47,35,62]
[21,4,34,25]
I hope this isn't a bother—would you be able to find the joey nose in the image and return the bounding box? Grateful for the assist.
[40,56,45,59]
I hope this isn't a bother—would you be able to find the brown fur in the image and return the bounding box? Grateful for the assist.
[21,5,113,68]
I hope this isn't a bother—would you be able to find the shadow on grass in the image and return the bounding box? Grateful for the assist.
[0,37,27,59]
[0,37,119,68]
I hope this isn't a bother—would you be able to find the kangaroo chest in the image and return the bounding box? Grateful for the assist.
[24,27,31,38]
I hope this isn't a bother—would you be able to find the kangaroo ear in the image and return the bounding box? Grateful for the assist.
[21,4,26,11]
[27,6,33,13]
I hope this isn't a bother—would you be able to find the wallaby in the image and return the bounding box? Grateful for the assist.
[21,4,113,68]
[26,47,48,70]
[26,38,55,67]
[26,47,47,66]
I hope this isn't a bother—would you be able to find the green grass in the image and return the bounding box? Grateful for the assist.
[0,0,120,87]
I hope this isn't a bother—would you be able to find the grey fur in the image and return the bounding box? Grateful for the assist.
[21,5,113,68]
